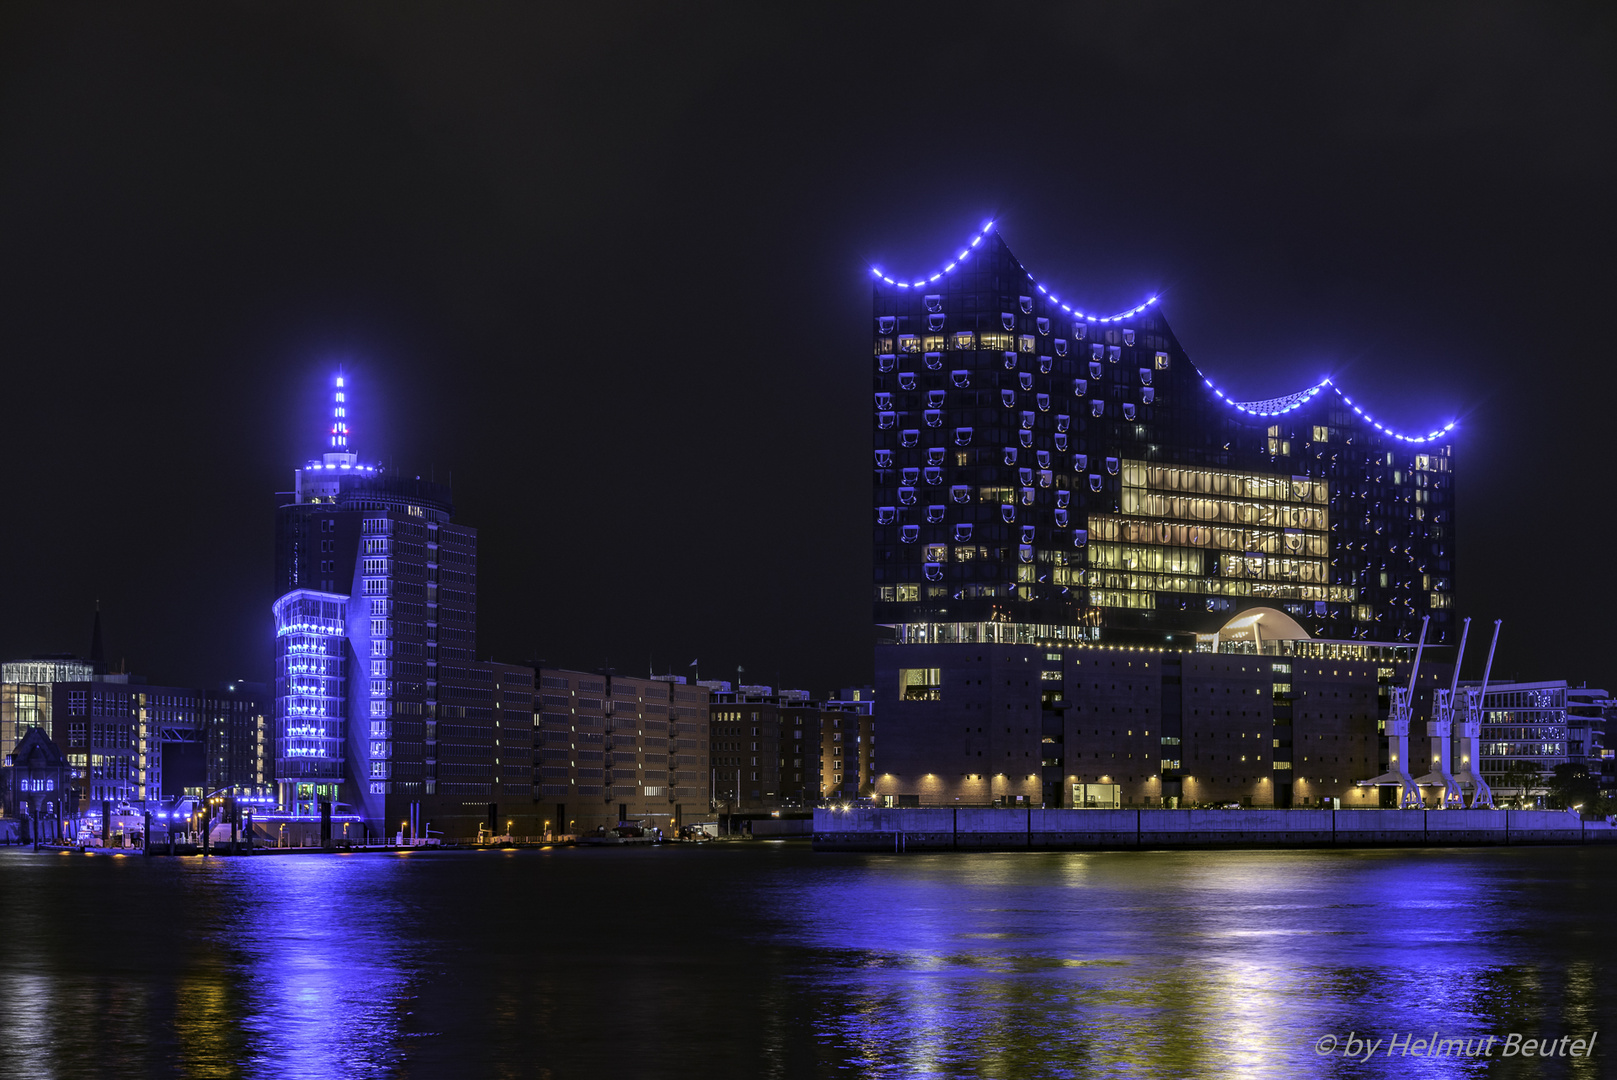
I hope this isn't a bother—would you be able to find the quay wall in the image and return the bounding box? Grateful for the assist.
[812,808,1616,852]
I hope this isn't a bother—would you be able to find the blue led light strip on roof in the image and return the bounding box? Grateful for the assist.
[870,222,1160,324]
[1199,374,1456,443]
[872,222,1458,444]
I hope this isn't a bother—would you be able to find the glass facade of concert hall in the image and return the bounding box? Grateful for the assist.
[871,225,1456,650]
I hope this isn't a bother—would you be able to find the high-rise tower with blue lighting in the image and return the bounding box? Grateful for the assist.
[273,372,481,828]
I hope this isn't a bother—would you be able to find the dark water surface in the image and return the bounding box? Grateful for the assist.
[0,844,1611,1079]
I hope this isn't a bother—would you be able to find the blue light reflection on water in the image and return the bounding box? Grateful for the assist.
[0,845,1611,1079]
[765,849,1611,1079]
[228,856,417,1079]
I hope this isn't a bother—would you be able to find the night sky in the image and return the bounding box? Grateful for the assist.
[1,5,1612,694]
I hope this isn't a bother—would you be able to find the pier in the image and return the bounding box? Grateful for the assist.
[813,808,1617,852]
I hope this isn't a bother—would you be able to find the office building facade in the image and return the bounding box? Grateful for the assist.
[203,683,270,796]
[1472,679,1612,805]
[1,657,95,764]
[706,687,874,810]
[818,697,875,803]
[1568,686,1615,798]
[536,670,710,835]
[708,687,812,810]
[49,679,269,808]
[3,649,269,817]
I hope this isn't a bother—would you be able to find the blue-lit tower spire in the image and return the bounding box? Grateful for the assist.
[295,370,369,505]
[320,368,359,472]
[330,368,350,453]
